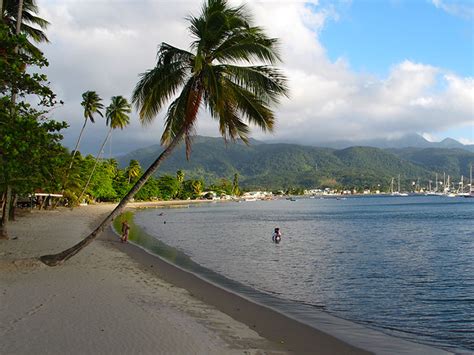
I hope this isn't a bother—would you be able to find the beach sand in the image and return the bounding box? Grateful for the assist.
[0,204,368,354]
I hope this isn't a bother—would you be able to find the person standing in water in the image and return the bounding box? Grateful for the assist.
[272,227,282,243]
[121,220,130,243]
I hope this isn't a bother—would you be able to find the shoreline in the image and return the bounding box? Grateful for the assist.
[120,201,453,355]
[1,205,286,354]
[107,212,369,354]
[1,202,453,354]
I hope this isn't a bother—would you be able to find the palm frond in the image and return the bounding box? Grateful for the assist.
[219,64,288,104]
[224,79,275,132]
[81,91,104,123]
[19,22,49,43]
[217,101,250,143]
[132,43,193,124]
[212,27,281,64]
[188,0,250,54]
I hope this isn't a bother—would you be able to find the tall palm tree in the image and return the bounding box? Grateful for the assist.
[68,91,104,171]
[40,0,288,266]
[2,0,49,56]
[77,96,130,203]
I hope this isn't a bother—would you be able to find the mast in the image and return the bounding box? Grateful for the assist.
[471,165,473,195]
[398,174,401,193]
[435,173,438,192]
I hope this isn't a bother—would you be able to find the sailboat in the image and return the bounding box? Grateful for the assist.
[391,175,408,196]
[464,165,474,198]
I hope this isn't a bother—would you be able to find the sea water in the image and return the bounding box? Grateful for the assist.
[134,196,474,352]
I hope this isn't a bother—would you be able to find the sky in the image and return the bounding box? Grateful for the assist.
[36,0,474,155]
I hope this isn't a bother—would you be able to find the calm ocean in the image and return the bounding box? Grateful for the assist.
[134,196,474,352]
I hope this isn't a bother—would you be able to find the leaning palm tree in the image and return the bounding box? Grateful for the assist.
[40,0,288,266]
[77,96,130,203]
[2,0,49,56]
[68,91,104,171]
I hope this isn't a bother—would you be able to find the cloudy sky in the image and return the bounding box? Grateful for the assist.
[36,0,473,155]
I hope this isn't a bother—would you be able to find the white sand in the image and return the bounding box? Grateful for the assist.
[0,205,284,355]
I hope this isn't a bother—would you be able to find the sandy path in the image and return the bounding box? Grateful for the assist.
[0,205,284,355]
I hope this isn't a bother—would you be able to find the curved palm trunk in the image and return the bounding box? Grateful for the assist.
[77,127,112,203]
[68,118,88,171]
[39,128,185,266]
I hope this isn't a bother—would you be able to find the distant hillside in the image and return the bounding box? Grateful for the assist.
[389,148,474,178]
[117,136,474,190]
[275,133,474,152]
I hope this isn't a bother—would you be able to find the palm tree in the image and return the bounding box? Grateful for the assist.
[176,169,185,184]
[68,91,104,171]
[127,160,142,184]
[2,0,49,56]
[77,96,130,203]
[40,0,288,266]
[232,173,240,196]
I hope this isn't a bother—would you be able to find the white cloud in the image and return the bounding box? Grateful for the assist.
[431,0,474,20]
[458,137,474,145]
[36,0,474,154]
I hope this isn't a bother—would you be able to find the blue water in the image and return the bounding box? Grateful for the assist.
[134,196,474,352]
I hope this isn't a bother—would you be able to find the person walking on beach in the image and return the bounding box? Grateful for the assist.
[121,221,130,243]
[272,228,282,243]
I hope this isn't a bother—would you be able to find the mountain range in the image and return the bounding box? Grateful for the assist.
[117,136,474,190]
[266,133,474,152]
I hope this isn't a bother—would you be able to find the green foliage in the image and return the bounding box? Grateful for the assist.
[232,173,240,196]
[134,178,160,201]
[0,25,66,200]
[89,159,118,201]
[117,136,474,191]
[126,159,142,184]
[179,179,204,199]
[2,0,50,57]
[156,175,180,200]
[208,178,233,195]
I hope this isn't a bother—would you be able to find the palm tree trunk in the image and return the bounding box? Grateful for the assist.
[39,128,185,266]
[15,0,23,34]
[9,193,17,221]
[0,185,12,239]
[68,118,88,171]
[77,127,112,203]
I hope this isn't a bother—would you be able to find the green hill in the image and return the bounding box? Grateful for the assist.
[117,137,474,190]
[389,148,474,178]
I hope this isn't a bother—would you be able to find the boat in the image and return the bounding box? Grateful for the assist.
[464,165,474,198]
[391,175,408,196]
